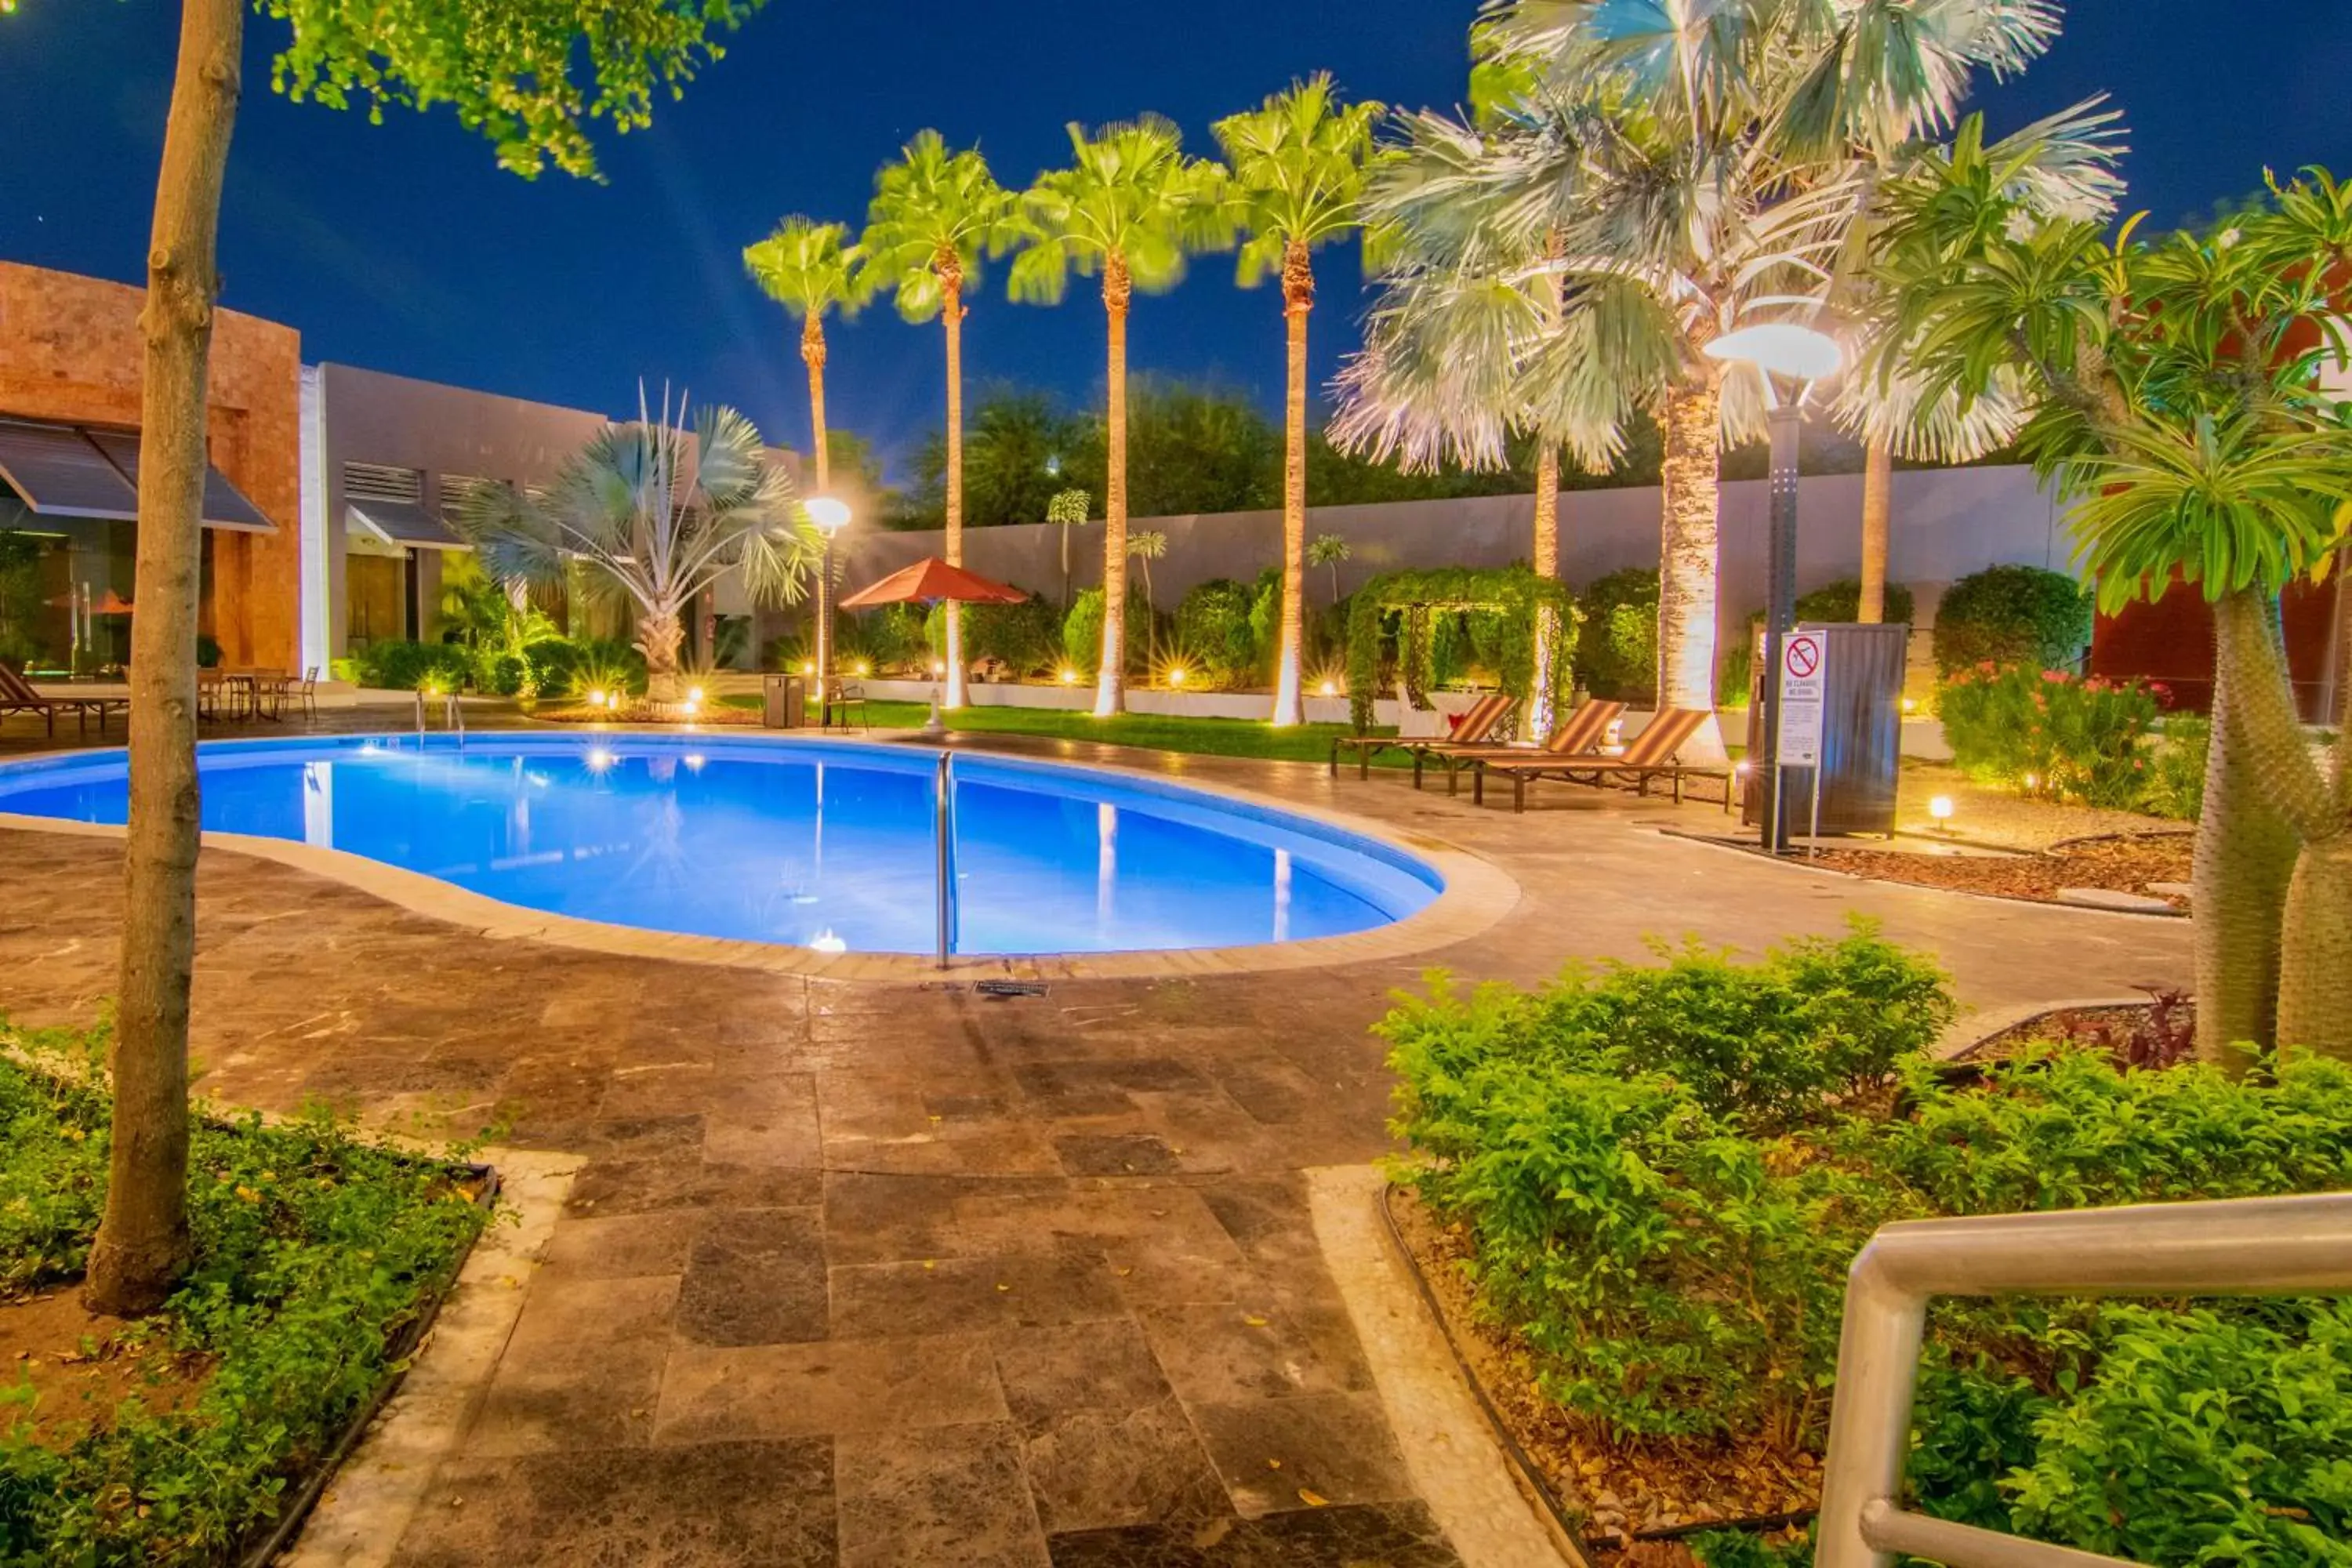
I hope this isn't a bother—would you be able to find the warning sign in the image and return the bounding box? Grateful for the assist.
[1779,633,1827,767]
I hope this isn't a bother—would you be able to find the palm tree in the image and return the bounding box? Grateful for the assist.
[742,217,866,498]
[1127,528,1169,613]
[1876,143,2352,1061]
[1308,532,1351,608]
[1343,0,2074,761]
[1214,75,1385,725]
[456,388,820,700]
[860,132,1023,710]
[1009,117,1231,717]
[1047,487,1093,608]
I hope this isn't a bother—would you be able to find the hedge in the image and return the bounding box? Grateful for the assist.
[1933,565,2092,677]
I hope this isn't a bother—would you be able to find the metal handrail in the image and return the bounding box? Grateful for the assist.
[935,750,957,969]
[1817,1192,2352,1567]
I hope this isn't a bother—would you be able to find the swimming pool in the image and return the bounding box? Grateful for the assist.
[0,735,1442,957]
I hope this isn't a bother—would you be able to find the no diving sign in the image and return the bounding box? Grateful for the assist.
[1779,632,1827,767]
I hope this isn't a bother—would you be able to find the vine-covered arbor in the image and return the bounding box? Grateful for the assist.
[1345,564,1579,736]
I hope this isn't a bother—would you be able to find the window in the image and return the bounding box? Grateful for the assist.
[342,462,423,506]
[437,473,495,523]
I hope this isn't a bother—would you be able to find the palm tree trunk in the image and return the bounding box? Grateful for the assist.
[2211,589,2351,1059]
[941,256,968,710]
[639,606,686,702]
[1094,252,1131,718]
[1269,240,1312,728]
[801,315,831,696]
[85,0,242,1318]
[1657,365,1727,764]
[1859,440,1891,623]
[1530,442,1562,742]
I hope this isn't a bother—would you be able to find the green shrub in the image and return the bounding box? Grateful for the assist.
[1061,584,1153,677]
[1795,577,1918,627]
[946,593,1062,678]
[1940,664,2160,808]
[1933,565,2092,677]
[2137,716,2209,821]
[345,639,474,692]
[1385,932,2352,1559]
[1174,578,1259,688]
[0,1023,492,1566]
[836,604,928,674]
[1578,568,1658,702]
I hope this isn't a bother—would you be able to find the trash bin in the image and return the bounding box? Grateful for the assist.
[761,672,807,729]
[1740,621,1907,838]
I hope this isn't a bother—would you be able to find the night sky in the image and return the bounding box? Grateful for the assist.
[2,2,2345,480]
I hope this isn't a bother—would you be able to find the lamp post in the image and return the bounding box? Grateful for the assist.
[804,495,851,728]
[1702,322,1842,853]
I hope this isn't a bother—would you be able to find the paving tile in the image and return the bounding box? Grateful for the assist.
[564,1156,822,1217]
[676,1206,829,1346]
[537,1209,703,1280]
[654,1333,1005,1443]
[1134,1302,1370,1406]
[466,1276,677,1456]
[833,1421,1051,1568]
[1189,1392,1418,1519]
[391,1439,836,1566]
[1044,1500,1461,1566]
[1055,1133,1183,1176]
[829,1250,1127,1338]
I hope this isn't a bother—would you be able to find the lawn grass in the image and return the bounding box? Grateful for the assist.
[718,695,1410,766]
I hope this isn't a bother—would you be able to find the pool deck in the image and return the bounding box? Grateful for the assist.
[0,709,2193,1567]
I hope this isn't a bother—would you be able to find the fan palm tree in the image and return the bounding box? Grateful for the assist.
[1127,528,1168,612]
[456,387,821,699]
[1876,143,2352,1061]
[860,132,1023,710]
[1009,117,1231,716]
[1214,75,1385,726]
[1341,0,2076,761]
[742,217,866,496]
[1308,532,1351,607]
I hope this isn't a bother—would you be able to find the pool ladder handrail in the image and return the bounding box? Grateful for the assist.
[935,749,957,969]
[410,689,466,748]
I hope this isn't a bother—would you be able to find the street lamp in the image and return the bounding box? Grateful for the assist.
[1703,321,1842,853]
[804,495,852,728]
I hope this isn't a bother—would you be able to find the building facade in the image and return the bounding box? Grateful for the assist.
[0,260,303,673]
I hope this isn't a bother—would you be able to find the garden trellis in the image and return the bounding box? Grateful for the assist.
[1344,564,1578,736]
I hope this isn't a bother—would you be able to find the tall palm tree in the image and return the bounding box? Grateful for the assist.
[1214,74,1385,726]
[1344,0,2074,761]
[1009,117,1231,717]
[742,217,866,498]
[860,132,1023,710]
[456,388,820,699]
[1876,140,2352,1061]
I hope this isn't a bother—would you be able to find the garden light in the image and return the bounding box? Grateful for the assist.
[1319,678,1338,698]
[931,660,946,677]
[687,685,705,705]
[587,688,607,710]
[802,660,815,676]
[1929,795,1955,830]
[855,660,870,677]
[1901,696,1918,714]
[1167,666,1189,688]
[1060,667,1079,684]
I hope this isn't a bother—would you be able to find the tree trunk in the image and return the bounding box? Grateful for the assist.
[941,254,969,710]
[85,0,242,1319]
[1657,367,1727,764]
[1859,440,1891,624]
[1530,441,1562,742]
[1094,252,1131,718]
[1269,239,1312,728]
[802,315,830,493]
[2211,588,2351,1059]
[639,608,685,701]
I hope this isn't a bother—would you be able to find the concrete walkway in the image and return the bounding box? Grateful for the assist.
[0,721,2191,1566]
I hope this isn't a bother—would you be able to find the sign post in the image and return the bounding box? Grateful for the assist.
[1772,630,1828,853]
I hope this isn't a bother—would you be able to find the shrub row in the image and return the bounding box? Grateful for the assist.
[1385,927,2352,1564]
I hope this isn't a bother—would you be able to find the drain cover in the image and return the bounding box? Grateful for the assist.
[975,979,1049,999]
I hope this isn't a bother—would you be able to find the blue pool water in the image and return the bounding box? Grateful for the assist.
[0,735,1440,956]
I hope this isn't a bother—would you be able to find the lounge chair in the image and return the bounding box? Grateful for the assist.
[1329,691,1517,780]
[1468,706,1732,812]
[1417,698,1627,794]
[0,662,130,738]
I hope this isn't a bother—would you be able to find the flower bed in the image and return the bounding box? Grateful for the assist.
[0,1022,495,1566]
[1384,926,2352,1564]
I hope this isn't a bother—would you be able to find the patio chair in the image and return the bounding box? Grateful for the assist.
[1329,691,1517,781]
[0,662,130,738]
[1468,706,1732,813]
[1417,698,1627,794]
[826,679,869,731]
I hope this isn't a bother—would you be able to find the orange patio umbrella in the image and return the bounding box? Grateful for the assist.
[833,557,1027,610]
[833,557,1026,737]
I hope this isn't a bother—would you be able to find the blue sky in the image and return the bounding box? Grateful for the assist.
[2,2,2344,479]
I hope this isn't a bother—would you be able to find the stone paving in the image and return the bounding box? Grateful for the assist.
[0,711,2194,1566]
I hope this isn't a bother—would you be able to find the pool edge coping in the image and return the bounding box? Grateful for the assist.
[0,729,1522,983]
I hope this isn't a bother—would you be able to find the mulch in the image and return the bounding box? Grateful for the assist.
[1808,830,2192,911]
